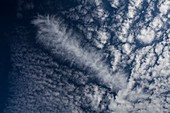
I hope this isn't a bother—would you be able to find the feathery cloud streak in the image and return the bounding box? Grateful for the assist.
[32,15,128,91]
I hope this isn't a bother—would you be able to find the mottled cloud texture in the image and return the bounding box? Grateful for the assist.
[4,0,170,113]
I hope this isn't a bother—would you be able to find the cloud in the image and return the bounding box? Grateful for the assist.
[32,15,128,91]
[5,0,170,112]
[137,27,155,44]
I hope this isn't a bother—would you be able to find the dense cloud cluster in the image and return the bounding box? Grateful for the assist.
[4,0,170,113]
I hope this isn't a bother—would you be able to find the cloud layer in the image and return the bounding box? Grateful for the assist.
[4,0,170,113]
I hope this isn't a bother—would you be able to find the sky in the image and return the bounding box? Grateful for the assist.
[0,0,170,113]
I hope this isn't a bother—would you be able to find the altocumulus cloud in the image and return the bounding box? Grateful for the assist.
[3,0,170,112]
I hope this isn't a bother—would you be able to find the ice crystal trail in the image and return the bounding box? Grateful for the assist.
[32,15,128,91]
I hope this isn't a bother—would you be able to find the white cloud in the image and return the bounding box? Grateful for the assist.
[159,0,170,15]
[97,30,110,44]
[137,27,155,44]
[122,43,132,54]
[32,15,128,91]
[109,0,120,8]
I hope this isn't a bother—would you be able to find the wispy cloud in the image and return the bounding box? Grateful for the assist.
[32,15,128,91]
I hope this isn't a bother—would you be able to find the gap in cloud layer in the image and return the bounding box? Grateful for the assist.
[32,15,128,92]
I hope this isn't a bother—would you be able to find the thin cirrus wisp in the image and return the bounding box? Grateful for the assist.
[32,15,128,92]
